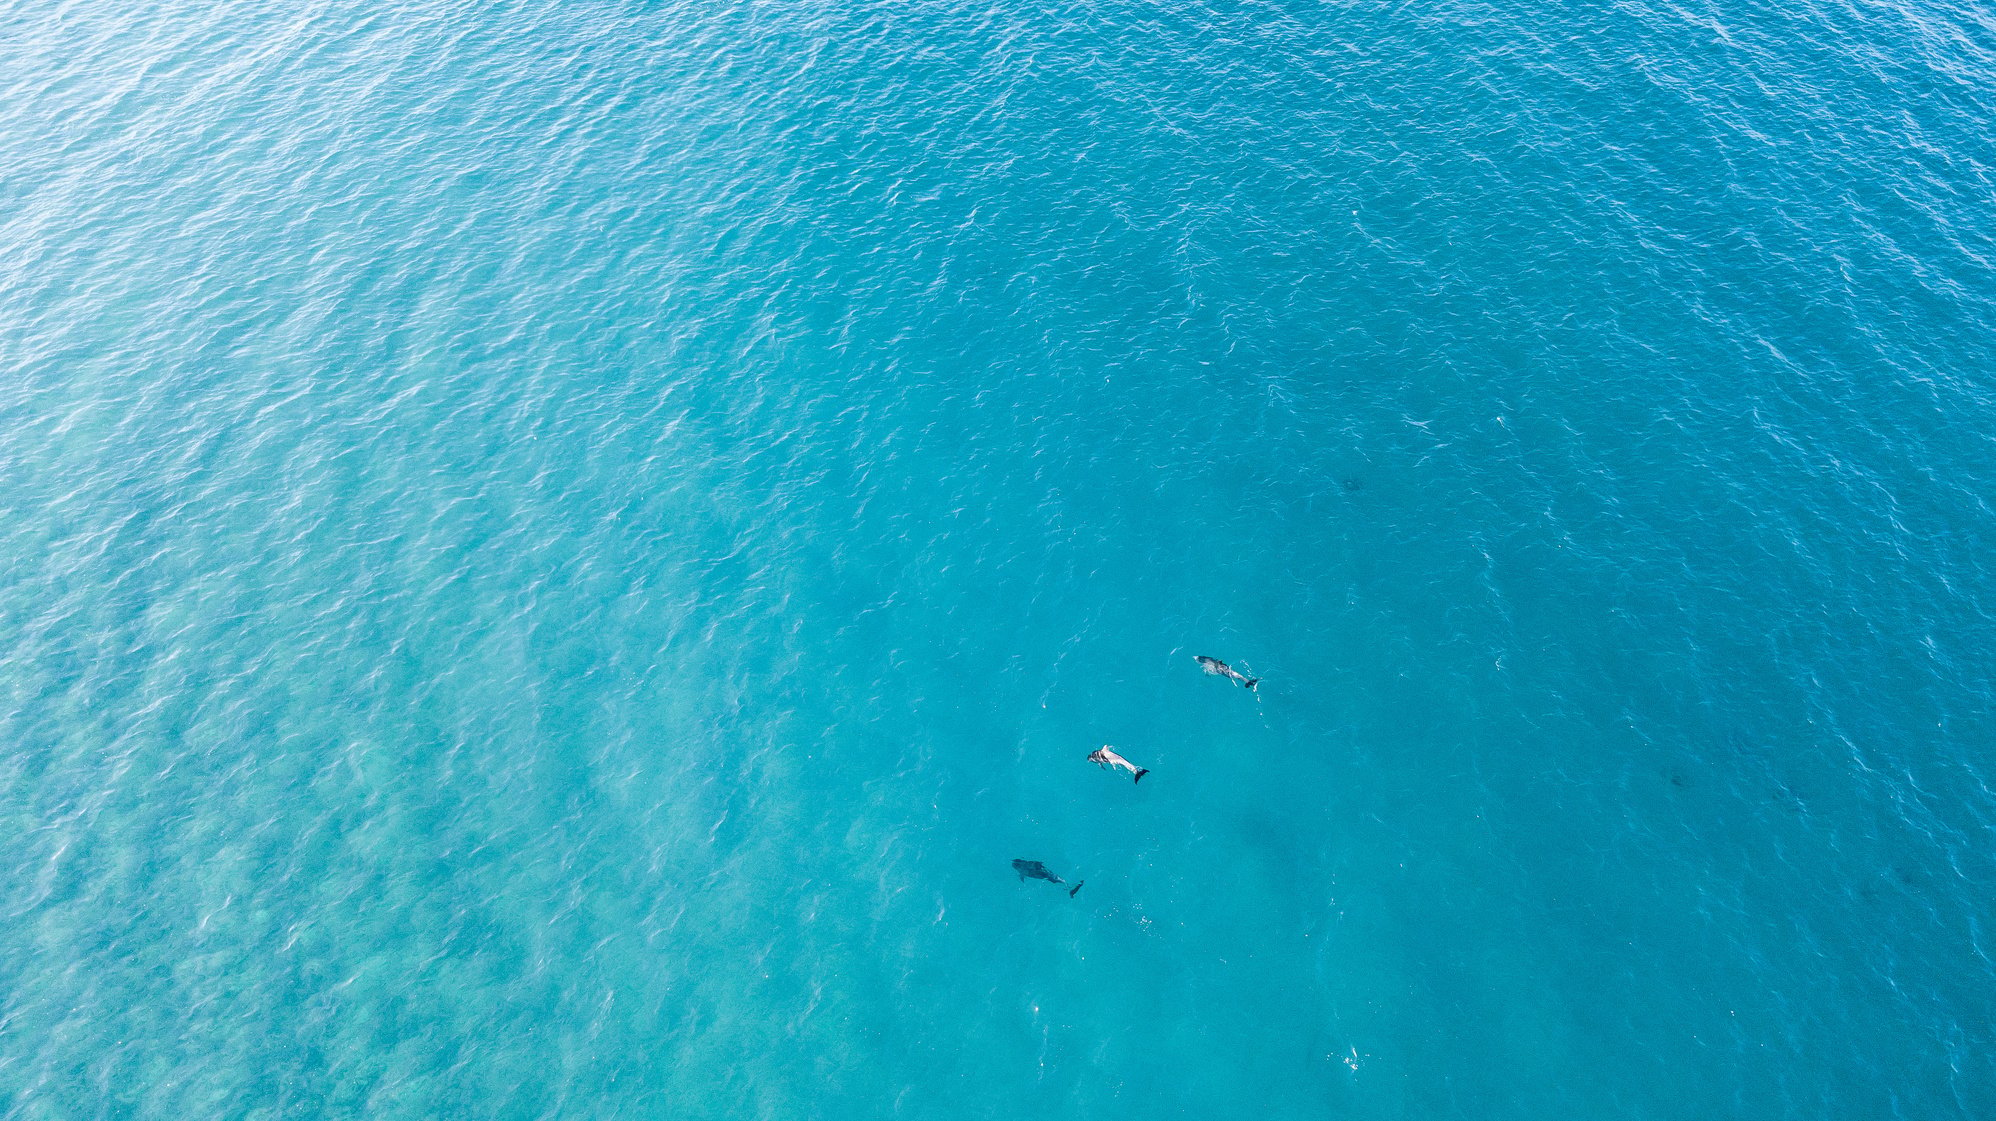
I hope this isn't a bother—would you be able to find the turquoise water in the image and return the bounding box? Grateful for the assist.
[4,0,1994,1116]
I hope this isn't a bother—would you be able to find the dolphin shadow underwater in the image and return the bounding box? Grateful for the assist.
[1012,859,1082,897]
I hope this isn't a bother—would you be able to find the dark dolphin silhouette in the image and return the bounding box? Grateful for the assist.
[1013,859,1083,897]
[1195,654,1258,691]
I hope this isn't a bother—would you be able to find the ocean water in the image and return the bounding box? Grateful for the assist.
[3,0,1994,1116]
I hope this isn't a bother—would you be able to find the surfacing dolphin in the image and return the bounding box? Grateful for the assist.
[1088,745,1149,784]
[1195,654,1258,691]
[1013,859,1083,897]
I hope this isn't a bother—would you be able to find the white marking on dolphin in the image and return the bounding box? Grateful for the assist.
[1088,745,1150,784]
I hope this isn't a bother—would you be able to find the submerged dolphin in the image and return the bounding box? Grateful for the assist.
[1088,745,1149,784]
[1195,654,1258,691]
[1013,859,1083,897]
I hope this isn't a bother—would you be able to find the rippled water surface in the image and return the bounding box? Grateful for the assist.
[5,0,1995,1117]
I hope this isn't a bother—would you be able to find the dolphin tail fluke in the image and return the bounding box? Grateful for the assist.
[1069,881,1083,898]
[1244,677,1259,691]
[1133,768,1149,784]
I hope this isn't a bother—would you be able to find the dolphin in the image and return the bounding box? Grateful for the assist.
[1088,745,1149,784]
[1195,654,1258,691]
[1013,859,1083,897]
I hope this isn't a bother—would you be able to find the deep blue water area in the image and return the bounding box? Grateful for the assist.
[3,0,1994,1117]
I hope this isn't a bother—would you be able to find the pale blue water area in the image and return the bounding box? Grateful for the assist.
[3,0,1994,1116]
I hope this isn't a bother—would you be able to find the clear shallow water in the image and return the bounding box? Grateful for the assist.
[3,0,1994,1116]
